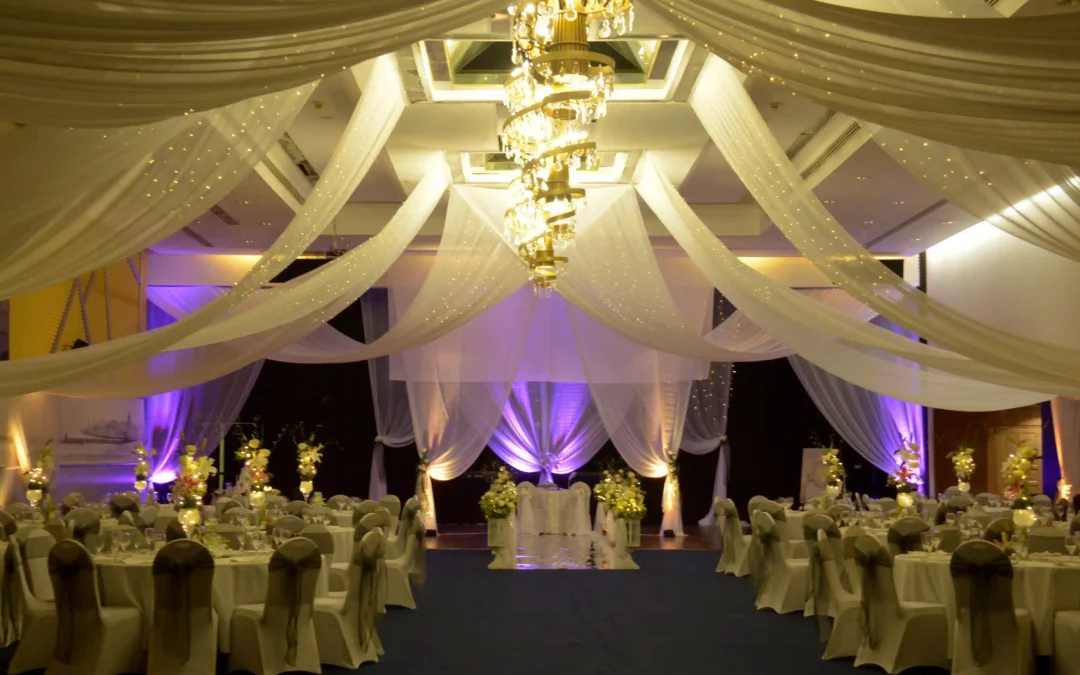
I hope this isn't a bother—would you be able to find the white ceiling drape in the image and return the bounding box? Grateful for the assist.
[647,0,1080,165]
[0,0,506,126]
[689,57,1080,396]
[0,84,314,300]
[0,54,406,399]
[636,159,1055,410]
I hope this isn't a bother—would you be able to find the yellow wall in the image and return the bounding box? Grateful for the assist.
[9,254,144,359]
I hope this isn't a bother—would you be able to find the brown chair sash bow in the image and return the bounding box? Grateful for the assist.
[749,526,779,595]
[950,545,1014,667]
[803,518,842,640]
[357,547,388,650]
[48,542,96,664]
[719,503,741,566]
[1,545,20,644]
[853,545,893,649]
[153,542,215,663]
[267,548,321,666]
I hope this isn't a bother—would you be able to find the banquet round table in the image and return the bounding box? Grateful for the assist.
[95,549,272,652]
[894,551,1080,655]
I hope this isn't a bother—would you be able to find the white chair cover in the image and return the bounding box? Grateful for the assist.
[567,483,592,536]
[853,535,949,674]
[46,540,142,675]
[22,530,56,603]
[149,540,217,675]
[818,529,862,661]
[312,529,385,669]
[215,497,241,522]
[221,508,254,527]
[887,517,930,558]
[63,508,101,554]
[802,513,845,630]
[270,515,306,538]
[215,524,248,551]
[877,497,899,517]
[6,541,58,673]
[284,501,311,517]
[385,511,421,610]
[299,524,335,598]
[949,540,1035,675]
[716,498,750,576]
[1027,527,1067,554]
[748,511,809,614]
[227,537,322,675]
[379,495,401,535]
[516,482,538,536]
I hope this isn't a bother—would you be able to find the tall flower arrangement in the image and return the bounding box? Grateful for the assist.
[949,444,976,491]
[608,471,647,520]
[822,445,845,497]
[888,439,920,507]
[1001,437,1040,510]
[479,466,518,519]
[24,441,54,509]
[296,434,323,500]
[235,433,272,505]
[133,443,154,493]
[171,438,216,509]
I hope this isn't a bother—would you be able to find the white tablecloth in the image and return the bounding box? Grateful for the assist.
[331,512,353,529]
[96,550,272,652]
[521,489,590,536]
[894,552,1080,655]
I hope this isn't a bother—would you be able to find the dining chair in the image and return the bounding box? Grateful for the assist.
[853,535,949,674]
[6,541,58,673]
[228,537,322,675]
[949,540,1034,675]
[312,529,384,669]
[44,540,143,675]
[386,508,423,610]
[299,523,335,598]
[749,511,809,614]
[818,529,862,660]
[148,540,217,675]
[887,517,930,558]
[379,495,401,535]
[716,498,750,577]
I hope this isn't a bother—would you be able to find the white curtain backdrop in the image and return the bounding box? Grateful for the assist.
[488,381,608,483]
[0,0,506,126]
[681,363,733,526]
[1053,398,1080,501]
[0,84,313,299]
[646,0,1080,166]
[689,56,1080,397]
[0,55,407,399]
[789,320,926,478]
[361,291,415,501]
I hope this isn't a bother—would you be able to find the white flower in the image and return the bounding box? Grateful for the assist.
[298,442,308,450]
[249,438,261,449]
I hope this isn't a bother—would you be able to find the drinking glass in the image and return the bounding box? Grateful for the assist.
[1066,534,1077,557]
[120,531,132,553]
[929,529,942,553]
[144,528,156,549]
[945,513,957,527]
[920,532,932,552]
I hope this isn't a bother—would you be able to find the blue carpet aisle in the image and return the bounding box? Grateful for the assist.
[346,549,939,675]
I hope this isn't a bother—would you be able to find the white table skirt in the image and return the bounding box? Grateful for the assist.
[96,551,272,653]
[894,552,1080,655]
[521,489,590,536]
[331,512,353,529]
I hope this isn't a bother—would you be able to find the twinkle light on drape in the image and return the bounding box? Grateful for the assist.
[143,303,262,483]
[360,291,414,502]
[681,363,733,526]
[489,382,608,483]
[689,56,1080,397]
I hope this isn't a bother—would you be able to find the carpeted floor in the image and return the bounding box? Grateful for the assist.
[349,549,941,675]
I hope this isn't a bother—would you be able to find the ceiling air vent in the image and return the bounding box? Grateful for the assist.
[799,120,862,181]
[260,157,307,206]
[209,204,239,226]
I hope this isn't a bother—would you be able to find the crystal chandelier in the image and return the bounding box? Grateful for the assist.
[502,0,634,289]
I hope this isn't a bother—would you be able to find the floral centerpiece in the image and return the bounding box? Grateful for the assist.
[296,434,323,501]
[24,441,54,510]
[172,438,217,534]
[607,469,646,548]
[1001,437,1041,527]
[888,439,921,509]
[236,434,272,507]
[480,466,518,547]
[822,445,845,498]
[133,443,154,494]
[948,445,976,493]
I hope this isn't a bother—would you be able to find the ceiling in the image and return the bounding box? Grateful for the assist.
[152,0,1064,258]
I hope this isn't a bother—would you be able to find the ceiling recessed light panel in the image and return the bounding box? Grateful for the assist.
[416,37,691,103]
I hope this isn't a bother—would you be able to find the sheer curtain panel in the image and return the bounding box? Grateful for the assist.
[361,291,415,501]
[681,364,733,526]
[1052,398,1080,502]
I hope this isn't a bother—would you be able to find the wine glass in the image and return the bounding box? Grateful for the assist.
[920,532,932,553]
[144,528,156,550]
[945,513,957,528]
[929,529,942,553]
[1066,534,1077,557]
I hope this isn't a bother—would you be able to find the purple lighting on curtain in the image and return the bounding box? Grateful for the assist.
[489,381,608,482]
[143,297,263,483]
[879,317,927,490]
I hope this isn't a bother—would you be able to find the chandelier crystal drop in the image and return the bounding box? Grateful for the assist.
[502,0,633,290]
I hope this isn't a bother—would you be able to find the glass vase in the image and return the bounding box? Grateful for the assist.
[178,507,201,536]
[299,480,313,501]
[958,481,971,493]
[487,517,510,547]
